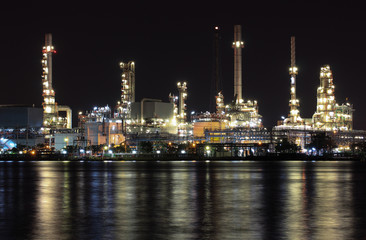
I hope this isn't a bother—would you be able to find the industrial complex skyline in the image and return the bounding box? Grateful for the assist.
[1,2,366,129]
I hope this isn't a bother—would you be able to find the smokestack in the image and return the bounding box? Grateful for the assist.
[232,25,244,102]
[291,36,295,68]
[45,34,53,87]
[45,33,52,46]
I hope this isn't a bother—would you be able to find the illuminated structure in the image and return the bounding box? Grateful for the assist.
[216,92,224,114]
[177,82,187,123]
[232,25,244,101]
[42,33,57,128]
[80,106,125,146]
[210,26,223,112]
[169,93,178,120]
[284,36,303,125]
[41,34,72,130]
[192,25,262,144]
[227,25,262,128]
[312,65,353,130]
[118,61,135,118]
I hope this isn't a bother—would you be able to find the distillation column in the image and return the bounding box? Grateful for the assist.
[119,61,135,118]
[287,36,302,125]
[42,33,57,128]
[232,25,244,102]
[177,82,187,122]
[313,65,336,129]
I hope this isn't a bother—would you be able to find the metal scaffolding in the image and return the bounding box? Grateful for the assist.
[118,61,135,118]
[42,33,57,128]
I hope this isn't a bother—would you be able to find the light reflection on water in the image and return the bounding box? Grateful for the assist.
[0,161,366,239]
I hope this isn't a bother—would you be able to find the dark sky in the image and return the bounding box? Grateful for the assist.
[1,1,365,129]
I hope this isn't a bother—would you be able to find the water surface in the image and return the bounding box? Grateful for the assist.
[0,160,366,239]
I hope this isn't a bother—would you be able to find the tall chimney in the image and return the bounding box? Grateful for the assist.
[232,25,244,102]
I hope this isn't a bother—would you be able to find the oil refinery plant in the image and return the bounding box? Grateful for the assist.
[0,26,365,156]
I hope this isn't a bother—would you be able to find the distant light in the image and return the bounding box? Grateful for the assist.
[132,150,137,154]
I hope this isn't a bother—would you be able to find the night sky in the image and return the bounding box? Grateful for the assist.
[1,2,365,129]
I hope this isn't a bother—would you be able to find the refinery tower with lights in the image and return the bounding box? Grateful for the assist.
[224,25,262,129]
[41,33,72,131]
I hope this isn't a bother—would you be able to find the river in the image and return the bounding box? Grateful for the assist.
[1,160,365,239]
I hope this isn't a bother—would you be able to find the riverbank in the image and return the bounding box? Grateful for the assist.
[0,153,363,161]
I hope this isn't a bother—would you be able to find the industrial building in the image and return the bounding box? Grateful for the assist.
[79,106,124,146]
[312,65,353,130]
[273,36,359,151]
[47,28,366,154]
[2,27,364,155]
[0,105,44,147]
[0,105,43,128]
[192,25,263,147]
[225,25,262,128]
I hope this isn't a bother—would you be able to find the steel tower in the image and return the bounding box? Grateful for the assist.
[287,36,302,125]
[177,82,187,122]
[119,61,135,118]
[42,33,57,128]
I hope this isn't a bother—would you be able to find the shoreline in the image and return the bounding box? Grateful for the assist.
[0,153,363,162]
